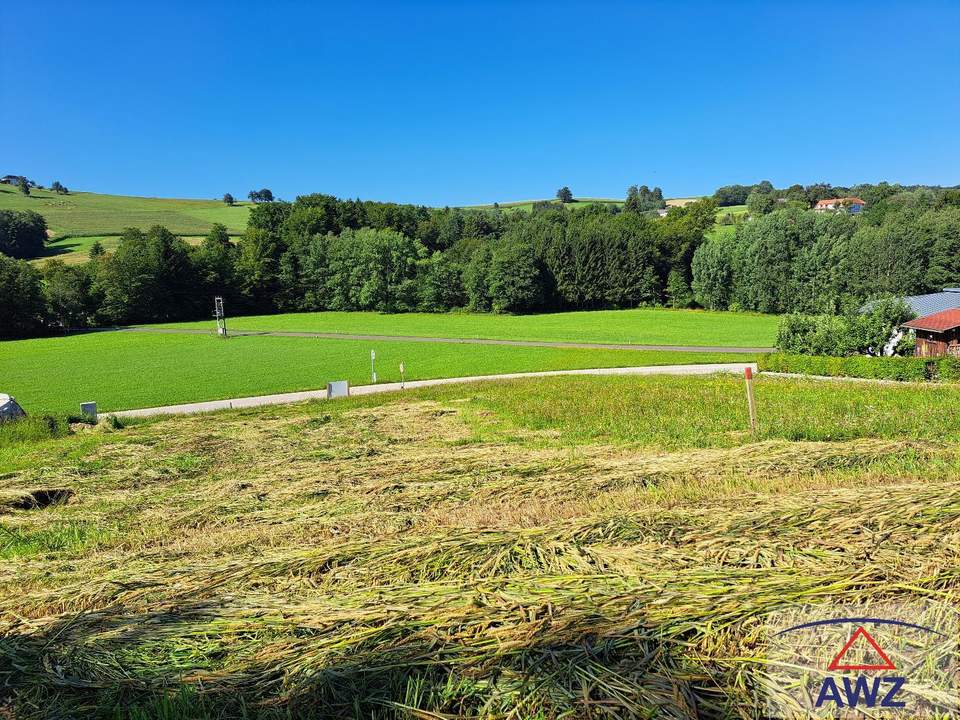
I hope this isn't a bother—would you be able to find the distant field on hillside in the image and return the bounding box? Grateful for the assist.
[463,197,623,213]
[0,331,751,412]
[464,196,734,217]
[149,307,778,348]
[31,234,208,265]
[0,184,250,239]
[716,203,748,216]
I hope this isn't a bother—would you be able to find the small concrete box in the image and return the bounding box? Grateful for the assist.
[326,381,350,399]
[80,401,97,421]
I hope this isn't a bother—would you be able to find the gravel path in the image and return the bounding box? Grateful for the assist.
[108,326,772,354]
[110,362,756,419]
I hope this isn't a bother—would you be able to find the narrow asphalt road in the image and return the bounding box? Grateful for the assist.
[110,362,756,419]
[107,326,773,355]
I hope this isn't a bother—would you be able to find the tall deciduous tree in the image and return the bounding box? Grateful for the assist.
[97,226,200,323]
[42,260,99,328]
[0,254,48,338]
[0,209,47,258]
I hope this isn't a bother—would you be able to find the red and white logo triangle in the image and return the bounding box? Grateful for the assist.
[827,626,896,671]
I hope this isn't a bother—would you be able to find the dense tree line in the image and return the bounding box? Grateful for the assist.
[692,188,960,314]
[0,190,715,338]
[4,181,959,341]
[714,179,960,214]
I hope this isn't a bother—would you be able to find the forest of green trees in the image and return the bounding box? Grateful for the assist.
[693,186,960,313]
[2,182,959,339]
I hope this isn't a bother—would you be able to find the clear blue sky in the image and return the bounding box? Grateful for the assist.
[2,1,958,205]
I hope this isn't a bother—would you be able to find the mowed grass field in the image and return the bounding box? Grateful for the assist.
[3,374,960,717]
[150,307,778,348]
[0,330,751,413]
[0,184,250,258]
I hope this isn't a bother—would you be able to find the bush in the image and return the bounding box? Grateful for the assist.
[775,298,915,357]
[757,353,960,382]
[0,414,70,447]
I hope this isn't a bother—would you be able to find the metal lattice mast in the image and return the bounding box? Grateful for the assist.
[214,296,227,338]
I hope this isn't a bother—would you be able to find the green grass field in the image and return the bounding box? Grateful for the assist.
[716,203,747,216]
[0,184,249,243]
[0,330,751,413]
[705,223,737,241]
[149,307,778,348]
[3,373,959,717]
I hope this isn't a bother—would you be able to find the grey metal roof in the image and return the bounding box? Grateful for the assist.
[901,289,960,317]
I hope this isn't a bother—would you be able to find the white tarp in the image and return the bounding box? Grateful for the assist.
[0,394,26,421]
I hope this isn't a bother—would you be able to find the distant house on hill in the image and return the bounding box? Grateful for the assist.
[901,309,960,357]
[0,175,37,187]
[814,197,866,213]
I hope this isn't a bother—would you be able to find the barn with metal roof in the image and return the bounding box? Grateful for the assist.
[899,288,960,317]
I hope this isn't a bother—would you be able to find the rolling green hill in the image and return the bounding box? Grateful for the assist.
[0,184,250,263]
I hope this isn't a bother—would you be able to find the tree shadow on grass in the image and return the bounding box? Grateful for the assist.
[33,239,84,260]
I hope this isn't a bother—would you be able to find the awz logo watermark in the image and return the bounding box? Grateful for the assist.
[761,602,959,718]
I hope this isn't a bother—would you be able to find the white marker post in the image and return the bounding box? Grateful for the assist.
[370,349,377,384]
[744,366,757,434]
[399,361,405,389]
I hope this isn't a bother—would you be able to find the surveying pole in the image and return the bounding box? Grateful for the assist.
[214,296,227,338]
[370,349,377,383]
[744,366,757,434]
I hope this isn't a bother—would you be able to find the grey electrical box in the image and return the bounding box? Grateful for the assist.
[80,401,97,421]
[326,381,349,399]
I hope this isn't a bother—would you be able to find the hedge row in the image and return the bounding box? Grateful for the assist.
[758,353,960,382]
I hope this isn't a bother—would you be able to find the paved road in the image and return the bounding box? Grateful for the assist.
[110,362,756,419]
[107,326,772,355]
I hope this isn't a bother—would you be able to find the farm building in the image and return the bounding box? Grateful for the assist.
[901,309,960,357]
[0,174,36,187]
[813,197,866,213]
[898,287,960,316]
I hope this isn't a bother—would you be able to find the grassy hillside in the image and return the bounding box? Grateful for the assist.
[0,330,749,412]
[0,184,250,239]
[3,374,958,716]
[149,307,778,348]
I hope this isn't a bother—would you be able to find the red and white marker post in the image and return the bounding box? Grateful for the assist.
[744,366,758,434]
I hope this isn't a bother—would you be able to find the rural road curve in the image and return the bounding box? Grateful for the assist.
[110,362,756,419]
[108,326,773,354]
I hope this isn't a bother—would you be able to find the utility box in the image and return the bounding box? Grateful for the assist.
[80,401,98,422]
[326,381,349,399]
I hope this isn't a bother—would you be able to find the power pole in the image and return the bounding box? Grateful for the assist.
[214,296,227,338]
